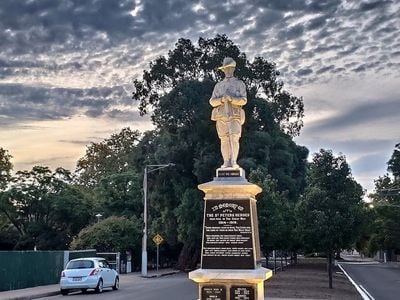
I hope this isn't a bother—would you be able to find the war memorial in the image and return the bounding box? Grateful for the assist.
[189,58,273,300]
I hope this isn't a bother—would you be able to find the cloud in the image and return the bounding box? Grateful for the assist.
[58,139,93,145]
[0,83,140,125]
[297,68,313,76]
[351,153,389,174]
[0,0,399,90]
[0,0,137,53]
[359,0,392,11]
[307,98,400,133]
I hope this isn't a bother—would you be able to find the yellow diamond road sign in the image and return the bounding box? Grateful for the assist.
[153,234,164,246]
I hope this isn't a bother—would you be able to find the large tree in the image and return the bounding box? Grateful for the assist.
[71,216,142,253]
[367,144,400,257]
[76,128,141,186]
[130,35,308,270]
[296,149,364,288]
[249,169,297,255]
[387,143,400,178]
[0,147,16,249]
[95,171,142,218]
[0,166,93,249]
[0,147,12,190]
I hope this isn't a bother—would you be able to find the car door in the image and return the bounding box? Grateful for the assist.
[101,260,114,286]
[97,260,109,286]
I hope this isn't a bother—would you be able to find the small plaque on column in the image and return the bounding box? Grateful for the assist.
[230,286,255,300]
[201,285,226,300]
[217,169,241,177]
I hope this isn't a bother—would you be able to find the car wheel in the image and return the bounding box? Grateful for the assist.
[81,288,87,293]
[60,289,69,296]
[95,279,103,293]
[112,277,119,290]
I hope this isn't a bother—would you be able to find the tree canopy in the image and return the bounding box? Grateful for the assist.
[387,143,400,178]
[129,35,308,269]
[0,147,12,190]
[297,149,364,252]
[0,166,93,249]
[296,149,364,288]
[71,216,141,252]
[133,34,304,137]
[367,144,400,256]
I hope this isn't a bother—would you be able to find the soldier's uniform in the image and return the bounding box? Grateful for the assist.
[210,77,246,137]
[209,57,247,168]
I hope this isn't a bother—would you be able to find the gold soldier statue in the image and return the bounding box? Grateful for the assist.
[210,57,247,169]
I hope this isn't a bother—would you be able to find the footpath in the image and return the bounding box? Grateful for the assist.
[0,269,179,300]
[264,257,363,300]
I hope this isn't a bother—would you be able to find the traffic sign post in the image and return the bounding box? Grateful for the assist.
[153,234,164,271]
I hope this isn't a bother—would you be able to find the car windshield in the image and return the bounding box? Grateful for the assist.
[66,260,94,269]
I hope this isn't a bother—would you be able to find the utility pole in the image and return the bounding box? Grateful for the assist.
[141,163,175,277]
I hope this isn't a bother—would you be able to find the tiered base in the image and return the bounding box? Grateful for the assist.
[189,267,272,300]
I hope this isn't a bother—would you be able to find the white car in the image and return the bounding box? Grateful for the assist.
[60,257,119,295]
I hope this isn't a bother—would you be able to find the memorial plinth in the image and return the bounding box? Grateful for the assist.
[189,168,272,300]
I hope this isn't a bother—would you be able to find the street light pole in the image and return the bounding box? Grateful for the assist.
[142,167,148,277]
[141,163,175,277]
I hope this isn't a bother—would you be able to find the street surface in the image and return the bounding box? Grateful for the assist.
[339,262,400,300]
[38,272,198,300]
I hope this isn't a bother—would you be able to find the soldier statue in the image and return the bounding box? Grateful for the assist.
[210,57,247,169]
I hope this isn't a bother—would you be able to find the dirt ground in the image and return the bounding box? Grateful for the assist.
[264,257,362,299]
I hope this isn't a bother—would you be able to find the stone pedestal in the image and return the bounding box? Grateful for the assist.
[189,168,272,300]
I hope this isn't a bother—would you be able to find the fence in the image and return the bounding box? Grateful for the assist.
[0,250,96,292]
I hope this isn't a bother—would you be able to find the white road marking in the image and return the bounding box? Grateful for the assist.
[359,284,375,300]
[338,264,374,300]
[339,261,379,265]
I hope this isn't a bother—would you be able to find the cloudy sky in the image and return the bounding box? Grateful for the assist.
[0,0,399,194]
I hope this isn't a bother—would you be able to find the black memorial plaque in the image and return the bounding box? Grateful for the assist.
[217,169,241,177]
[230,286,255,300]
[201,285,227,300]
[202,199,254,269]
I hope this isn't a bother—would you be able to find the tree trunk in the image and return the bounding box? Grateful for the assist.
[280,250,284,270]
[285,252,288,267]
[176,243,200,271]
[335,249,341,259]
[328,250,333,289]
[190,246,201,269]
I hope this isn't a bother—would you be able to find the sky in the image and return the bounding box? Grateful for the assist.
[0,0,399,195]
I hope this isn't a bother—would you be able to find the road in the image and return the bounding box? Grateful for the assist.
[38,273,198,300]
[339,262,400,300]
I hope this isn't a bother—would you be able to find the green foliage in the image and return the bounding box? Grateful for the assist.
[250,169,297,253]
[96,171,142,218]
[0,166,93,249]
[71,216,141,252]
[367,144,400,252]
[175,189,204,247]
[0,147,13,190]
[128,35,308,269]
[296,149,364,252]
[387,143,400,178]
[0,214,18,250]
[76,128,141,186]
